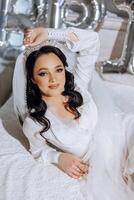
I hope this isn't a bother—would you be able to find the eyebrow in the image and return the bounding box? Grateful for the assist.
[38,65,63,72]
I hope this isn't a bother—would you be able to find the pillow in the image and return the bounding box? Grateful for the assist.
[0,95,29,150]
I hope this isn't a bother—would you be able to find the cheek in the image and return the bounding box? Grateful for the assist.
[58,72,66,84]
[60,75,65,85]
[33,77,48,90]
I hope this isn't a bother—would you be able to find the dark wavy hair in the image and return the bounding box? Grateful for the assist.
[25,45,83,133]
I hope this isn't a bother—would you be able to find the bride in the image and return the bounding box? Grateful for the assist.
[12,27,134,199]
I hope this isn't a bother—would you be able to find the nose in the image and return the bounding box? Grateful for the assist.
[49,73,56,83]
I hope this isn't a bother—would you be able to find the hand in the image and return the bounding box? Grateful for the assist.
[68,32,79,42]
[58,153,89,179]
[23,27,48,46]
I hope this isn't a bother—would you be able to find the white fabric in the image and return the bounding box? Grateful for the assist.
[89,71,134,200]
[0,119,85,200]
[9,27,134,199]
[22,85,98,164]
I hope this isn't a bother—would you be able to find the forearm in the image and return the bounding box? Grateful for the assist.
[47,27,99,53]
[47,27,83,45]
[31,141,63,164]
[47,28,68,42]
[23,117,63,165]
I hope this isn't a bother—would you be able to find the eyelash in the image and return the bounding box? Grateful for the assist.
[38,72,47,76]
[38,68,64,76]
[56,68,63,72]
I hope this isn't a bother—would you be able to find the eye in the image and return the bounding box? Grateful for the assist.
[38,72,48,76]
[56,68,64,73]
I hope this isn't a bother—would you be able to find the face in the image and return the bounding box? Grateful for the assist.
[32,52,66,97]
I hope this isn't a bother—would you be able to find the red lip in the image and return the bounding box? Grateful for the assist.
[48,84,59,89]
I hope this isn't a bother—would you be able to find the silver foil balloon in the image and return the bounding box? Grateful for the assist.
[0,0,106,60]
[0,0,36,59]
[45,0,106,30]
[97,0,134,74]
[47,0,63,28]
[0,0,10,46]
[125,1,134,74]
[62,0,106,30]
[34,0,47,26]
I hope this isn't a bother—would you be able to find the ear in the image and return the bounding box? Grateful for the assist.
[31,78,36,84]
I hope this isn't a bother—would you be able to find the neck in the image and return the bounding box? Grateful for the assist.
[42,94,66,108]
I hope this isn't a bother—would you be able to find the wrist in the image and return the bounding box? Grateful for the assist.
[58,152,64,161]
[47,151,62,164]
[41,27,48,40]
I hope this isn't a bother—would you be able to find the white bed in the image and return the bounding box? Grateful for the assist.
[0,95,29,149]
[0,96,83,200]
[0,70,134,199]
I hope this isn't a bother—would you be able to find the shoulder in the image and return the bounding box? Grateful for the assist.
[75,82,98,121]
[23,116,42,136]
[75,83,92,104]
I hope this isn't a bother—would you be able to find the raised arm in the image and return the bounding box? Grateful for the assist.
[24,27,100,89]
[48,27,100,88]
[23,116,61,164]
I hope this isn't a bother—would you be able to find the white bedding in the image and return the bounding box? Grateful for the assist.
[0,71,134,199]
[0,96,29,149]
[0,98,84,200]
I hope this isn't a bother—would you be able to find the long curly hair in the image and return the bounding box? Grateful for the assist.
[25,45,83,133]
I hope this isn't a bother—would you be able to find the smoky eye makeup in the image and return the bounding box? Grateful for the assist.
[56,68,64,72]
[36,65,64,76]
[38,71,48,76]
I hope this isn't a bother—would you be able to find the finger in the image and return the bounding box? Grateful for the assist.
[74,157,88,165]
[24,28,33,36]
[23,40,33,46]
[80,159,89,166]
[23,31,38,45]
[70,174,80,179]
[76,158,89,168]
[68,172,82,179]
[71,168,84,177]
[23,40,30,46]
[77,163,89,173]
[24,34,36,43]
[23,35,34,45]
[28,35,46,46]
[23,37,31,43]
[72,165,86,174]
[23,31,33,41]
[25,35,41,46]
[74,159,89,172]
[28,40,41,46]
[68,32,79,42]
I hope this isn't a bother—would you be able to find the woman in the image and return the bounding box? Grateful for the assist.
[13,27,134,199]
